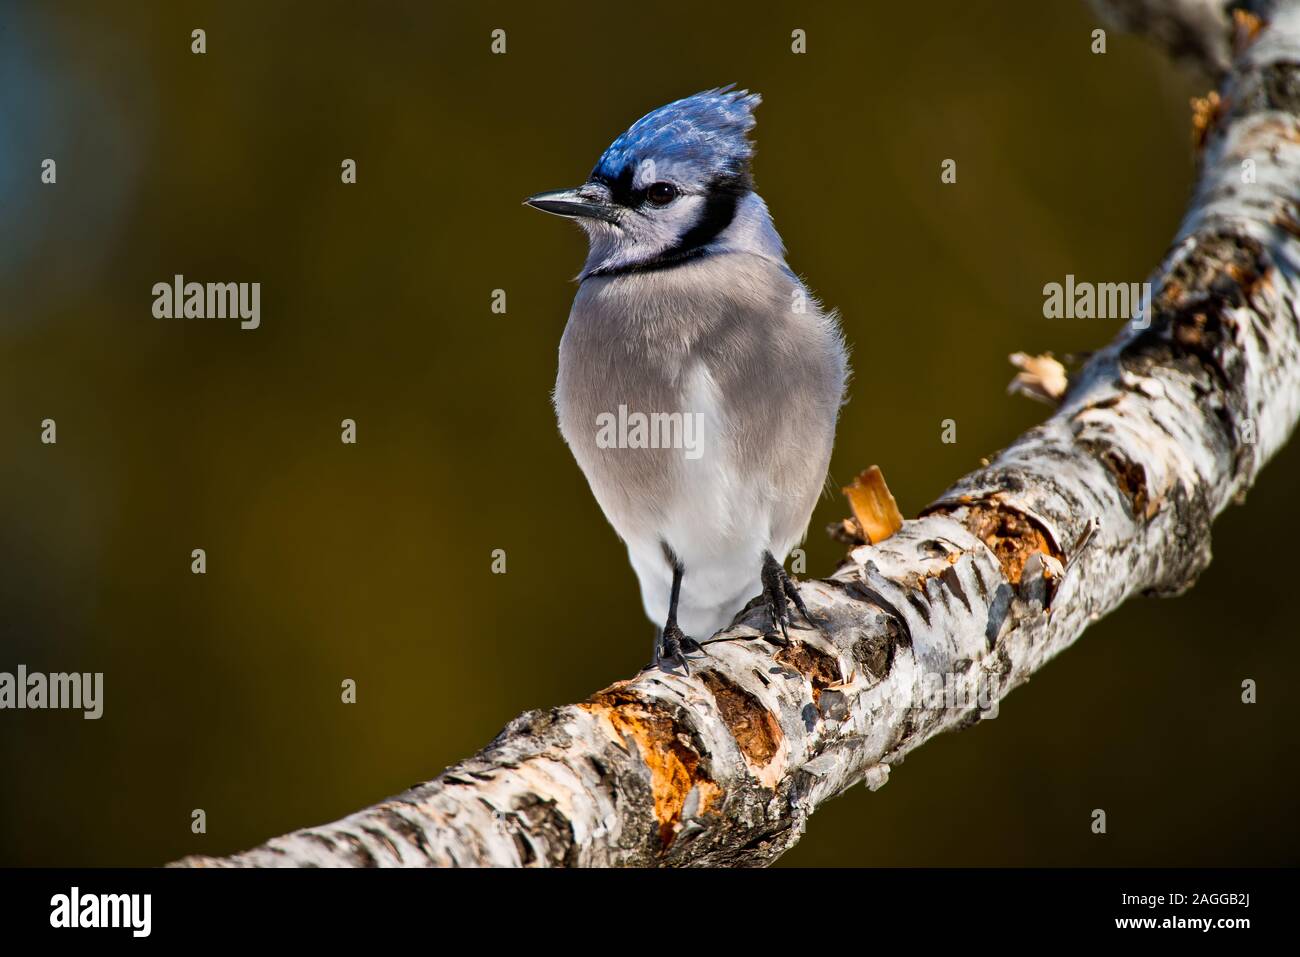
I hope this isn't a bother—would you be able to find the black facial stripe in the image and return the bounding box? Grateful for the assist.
[585,172,751,279]
[587,246,711,278]
[591,165,645,207]
[668,173,747,257]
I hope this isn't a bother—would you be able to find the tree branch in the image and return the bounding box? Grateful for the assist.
[1089,0,1242,76]
[177,1,1300,867]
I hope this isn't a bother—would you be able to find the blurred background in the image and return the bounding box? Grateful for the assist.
[1,0,1296,867]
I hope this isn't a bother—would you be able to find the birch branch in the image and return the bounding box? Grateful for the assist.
[1089,0,1239,76]
[176,1,1300,867]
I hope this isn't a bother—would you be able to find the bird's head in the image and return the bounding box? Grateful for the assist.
[526,86,781,278]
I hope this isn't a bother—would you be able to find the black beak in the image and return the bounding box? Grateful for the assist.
[524,186,621,224]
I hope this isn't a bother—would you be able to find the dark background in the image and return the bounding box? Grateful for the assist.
[1,0,1295,867]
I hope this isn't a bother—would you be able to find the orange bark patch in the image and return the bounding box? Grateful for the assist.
[1191,91,1223,150]
[1098,448,1155,520]
[580,688,721,847]
[699,671,782,768]
[963,504,1058,585]
[1007,351,1068,405]
[774,641,842,706]
[1233,9,1264,54]
[842,466,904,544]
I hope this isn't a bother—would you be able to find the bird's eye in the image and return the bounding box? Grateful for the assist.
[646,182,678,206]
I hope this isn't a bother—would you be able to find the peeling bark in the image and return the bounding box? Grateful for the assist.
[176,1,1300,868]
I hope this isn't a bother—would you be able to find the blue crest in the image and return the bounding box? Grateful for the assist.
[592,86,761,182]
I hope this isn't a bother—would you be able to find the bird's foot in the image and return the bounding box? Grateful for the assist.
[655,622,706,675]
[761,552,815,645]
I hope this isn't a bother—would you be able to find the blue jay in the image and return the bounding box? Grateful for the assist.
[526,87,848,671]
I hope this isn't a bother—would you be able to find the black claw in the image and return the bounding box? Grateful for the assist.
[679,635,706,656]
[761,551,815,643]
[783,574,814,624]
[768,583,786,636]
[656,622,706,674]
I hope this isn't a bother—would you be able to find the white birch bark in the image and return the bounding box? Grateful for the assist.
[177,0,1300,868]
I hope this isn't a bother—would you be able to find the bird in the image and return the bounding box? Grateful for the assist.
[525,86,849,672]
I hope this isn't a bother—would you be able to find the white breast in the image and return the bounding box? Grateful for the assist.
[622,361,774,638]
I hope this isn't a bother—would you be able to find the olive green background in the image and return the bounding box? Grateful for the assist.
[1,0,1296,867]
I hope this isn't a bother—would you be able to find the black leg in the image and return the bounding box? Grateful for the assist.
[653,551,705,674]
[760,550,815,644]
